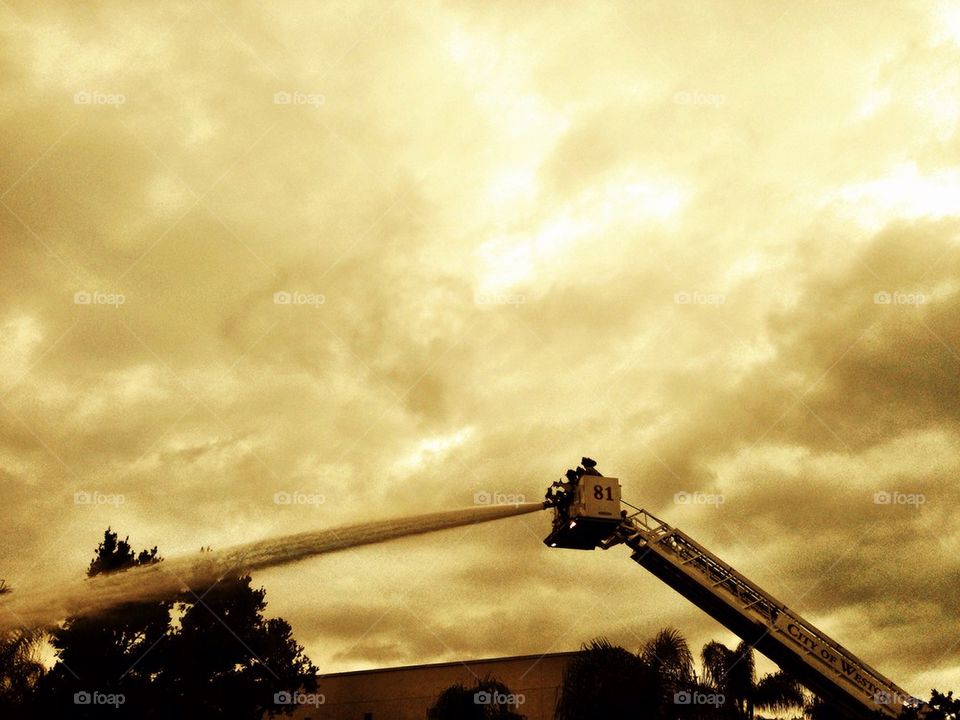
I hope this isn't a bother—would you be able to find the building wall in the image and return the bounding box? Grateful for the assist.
[290,652,574,720]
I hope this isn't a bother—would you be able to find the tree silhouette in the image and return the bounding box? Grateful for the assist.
[36,528,170,718]
[701,640,803,720]
[899,690,959,720]
[0,627,44,716]
[555,638,661,720]
[428,676,526,720]
[32,528,317,719]
[153,572,319,718]
[555,632,815,720]
[641,627,698,716]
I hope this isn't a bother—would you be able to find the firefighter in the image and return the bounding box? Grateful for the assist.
[545,481,564,505]
[581,457,601,476]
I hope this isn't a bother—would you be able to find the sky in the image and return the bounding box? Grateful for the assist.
[1,0,959,700]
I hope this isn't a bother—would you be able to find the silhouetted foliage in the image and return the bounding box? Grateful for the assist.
[30,528,317,719]
[641,627,700,717]
[427,676,526,720]
[154,573,319,718]
[556,638,662,720]
[86,530,160,577]
[34,528,170,718]
[0,628,44,717]
[928,690,960,720]
[555,633,814,720]
[702,639,803,720]
[899,689,960,720]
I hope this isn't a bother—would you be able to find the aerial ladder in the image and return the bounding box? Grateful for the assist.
[542,459,924,720]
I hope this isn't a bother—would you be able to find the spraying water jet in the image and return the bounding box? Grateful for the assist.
[0,502,546,634]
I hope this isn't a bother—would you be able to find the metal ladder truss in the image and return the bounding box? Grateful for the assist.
[599,508,920,719]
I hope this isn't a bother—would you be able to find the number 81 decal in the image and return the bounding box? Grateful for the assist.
[593,485,615,501]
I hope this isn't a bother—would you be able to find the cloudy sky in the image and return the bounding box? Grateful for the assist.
[1,0,959,699]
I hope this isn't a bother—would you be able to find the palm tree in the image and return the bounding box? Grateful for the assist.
[555,638,661,720]
[0,627,45,715]
[804,695,845,720]
[641,627,700,718]
[754,671,807,717]
[428,677,526,720]
[642,627,696,688]
[701,640,804,720]
[555,632,806,720]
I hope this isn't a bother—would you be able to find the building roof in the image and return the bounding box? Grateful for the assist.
[318,650,580,678]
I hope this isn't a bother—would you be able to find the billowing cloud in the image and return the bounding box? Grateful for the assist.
[1,0,959,699]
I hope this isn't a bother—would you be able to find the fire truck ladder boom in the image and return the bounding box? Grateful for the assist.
[542,460,923,719]
[600,506,917,719]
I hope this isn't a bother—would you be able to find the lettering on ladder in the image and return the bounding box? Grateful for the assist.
[774,616,901,712]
